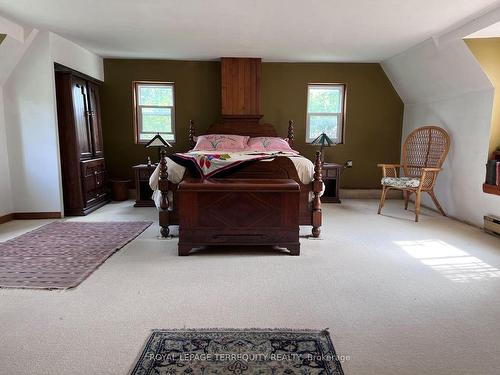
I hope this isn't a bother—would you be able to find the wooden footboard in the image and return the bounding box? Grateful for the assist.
[158,154,323,238]
[157,121,322,238]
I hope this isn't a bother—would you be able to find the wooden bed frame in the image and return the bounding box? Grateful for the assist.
[157,121,323,238]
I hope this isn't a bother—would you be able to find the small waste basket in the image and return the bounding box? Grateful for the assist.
[110,179,131,201]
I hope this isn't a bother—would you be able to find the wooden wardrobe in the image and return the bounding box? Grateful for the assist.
[55,65,109,216]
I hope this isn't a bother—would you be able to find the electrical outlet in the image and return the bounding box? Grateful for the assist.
[345,160,353,168]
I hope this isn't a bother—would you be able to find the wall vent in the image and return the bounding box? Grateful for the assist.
[484,215,500,237]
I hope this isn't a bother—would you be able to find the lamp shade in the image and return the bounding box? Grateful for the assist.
[311,132,335,147]
[145,133,173,148]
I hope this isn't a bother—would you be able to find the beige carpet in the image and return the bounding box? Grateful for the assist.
[0,199,499,375]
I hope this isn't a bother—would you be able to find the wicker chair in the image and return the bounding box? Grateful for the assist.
[377,126,450,222]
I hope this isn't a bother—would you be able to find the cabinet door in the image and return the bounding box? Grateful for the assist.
[71,77,93,159]
[88,82,104,157]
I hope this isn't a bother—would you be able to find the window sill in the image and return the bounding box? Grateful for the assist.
[483,183,500,196]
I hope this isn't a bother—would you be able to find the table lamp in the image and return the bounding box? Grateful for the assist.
[311,132,335,163]
[145,133,173,164]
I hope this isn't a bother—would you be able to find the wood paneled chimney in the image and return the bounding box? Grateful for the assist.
[221,57,262,123]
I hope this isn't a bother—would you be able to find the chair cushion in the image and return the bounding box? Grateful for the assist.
[381,177,420,188]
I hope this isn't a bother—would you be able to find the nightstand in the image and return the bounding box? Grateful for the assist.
[321,163,342,203]
[132,164,156,207]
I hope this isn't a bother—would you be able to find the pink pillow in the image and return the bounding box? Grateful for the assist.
[192,134,249,152]
[246,137,297,153]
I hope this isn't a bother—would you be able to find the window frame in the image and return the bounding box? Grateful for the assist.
[305,83,347,144]
[133,81,176,144]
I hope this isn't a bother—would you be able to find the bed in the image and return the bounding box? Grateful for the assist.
[149,121,323,240]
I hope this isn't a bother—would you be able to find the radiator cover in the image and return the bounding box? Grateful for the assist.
[484,215,500,237]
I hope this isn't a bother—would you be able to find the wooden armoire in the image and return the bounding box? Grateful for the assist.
[55,65,109,216]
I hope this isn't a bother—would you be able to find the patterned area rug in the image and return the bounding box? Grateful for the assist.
[0,221,151,290]
[131,329,345,374]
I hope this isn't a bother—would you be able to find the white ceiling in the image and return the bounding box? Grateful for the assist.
[466,21,500,38]
[0,0,498,62]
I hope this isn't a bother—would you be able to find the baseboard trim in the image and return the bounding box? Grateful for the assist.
[0,211,62,224]
[0,213,14,224]
[12,212,62,220]
[340,189,402,199]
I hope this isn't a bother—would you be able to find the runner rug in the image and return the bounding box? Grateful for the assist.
[0,221,151,289]
[130,329,345,374]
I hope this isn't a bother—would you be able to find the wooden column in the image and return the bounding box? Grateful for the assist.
[159,150,170,237]
[287,120,295,148]
[312,151,323,237]
[188,120,196,147]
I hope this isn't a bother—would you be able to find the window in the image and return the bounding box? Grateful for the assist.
[306,84,346,143]
[133,81,175,143]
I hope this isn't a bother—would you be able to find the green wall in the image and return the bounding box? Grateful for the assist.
[261,63,403,188]
[102,59,403,188]
[102,59,221,181]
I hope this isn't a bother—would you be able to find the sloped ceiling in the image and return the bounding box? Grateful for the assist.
[0,29,38,86]
[382,38,492,105]
[466,21,500,38]
[0,0,498,61]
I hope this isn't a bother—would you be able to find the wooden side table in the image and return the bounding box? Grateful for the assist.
[132,164,156,207]
[321,163,343,203]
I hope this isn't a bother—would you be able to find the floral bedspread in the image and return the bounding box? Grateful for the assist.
[171,151,294,178]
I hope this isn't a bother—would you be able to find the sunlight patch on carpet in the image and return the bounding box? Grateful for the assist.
[395,239,500,282]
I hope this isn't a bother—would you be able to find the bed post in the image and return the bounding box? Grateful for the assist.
[159,149,170,237]
[188,120,196,146]
[287,120,295,148]
[312,151,322,237]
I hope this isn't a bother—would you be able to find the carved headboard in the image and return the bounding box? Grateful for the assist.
[207,123,278,137]
[189,121,295,148]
